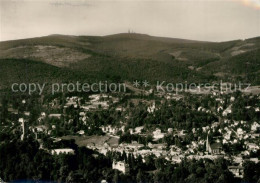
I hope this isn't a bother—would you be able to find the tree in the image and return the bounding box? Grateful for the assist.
[244,161,258,183]
[0,97,8,123]
[113,170,119,183]
[136,169,144,183]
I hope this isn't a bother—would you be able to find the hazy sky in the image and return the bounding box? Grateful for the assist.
[0,0,259,42]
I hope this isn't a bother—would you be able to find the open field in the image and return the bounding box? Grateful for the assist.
[242,85,260,95]
[61,135,119,147]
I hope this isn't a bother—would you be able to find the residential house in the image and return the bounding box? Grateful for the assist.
[49,114,62,119]
[153,128,165,140]
[228,166,244,178]
[247,143,259,152]
[223,105,232,116]
[147,102,156,113]
[51,148,75,155]
[112,161,130,174]
[251,122,260,132]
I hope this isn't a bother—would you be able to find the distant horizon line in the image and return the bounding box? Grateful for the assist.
[1,32,259,43]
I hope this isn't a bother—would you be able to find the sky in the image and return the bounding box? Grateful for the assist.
[0,0,259,42]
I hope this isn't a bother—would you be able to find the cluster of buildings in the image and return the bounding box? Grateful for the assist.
[3,88,259,179]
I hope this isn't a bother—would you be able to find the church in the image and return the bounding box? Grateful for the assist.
[206,135,223,155]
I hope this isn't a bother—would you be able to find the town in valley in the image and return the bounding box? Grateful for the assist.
[1,81,259,183]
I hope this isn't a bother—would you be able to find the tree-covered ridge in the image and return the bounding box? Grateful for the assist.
[0,34,260,89]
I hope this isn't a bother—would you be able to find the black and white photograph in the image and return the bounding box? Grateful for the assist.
[0,0,260,182]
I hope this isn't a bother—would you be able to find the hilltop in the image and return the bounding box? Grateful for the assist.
[0,33,259,89]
